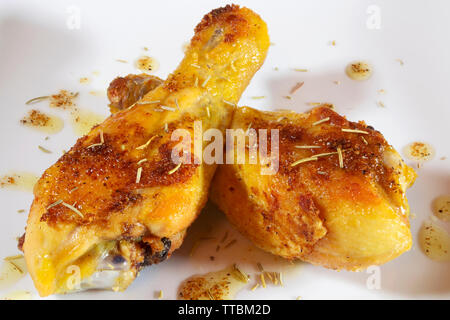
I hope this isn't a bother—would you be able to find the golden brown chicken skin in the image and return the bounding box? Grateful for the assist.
[23,4,270,296]
[210,106,416,271]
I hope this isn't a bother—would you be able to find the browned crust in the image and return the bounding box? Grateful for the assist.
[193,4,249,44]
[38,121,197,227]
[163,5,252,94]
[163,72,189,93]
[248,107,398,199]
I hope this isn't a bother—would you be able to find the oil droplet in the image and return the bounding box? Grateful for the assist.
[1,290,32,300]
[135,55,159,73]
[178,265,247,300]
[89,90,106,97]
[403,142,435,162]
[0,172,39,192]
[433,195,450,222]
[79,77,90,84]
[20,110,64,134]
[419,221,450,262]
[345,61,373,81]
[70,108,106,136]
[0,255,27,290]
[49,90,78,109]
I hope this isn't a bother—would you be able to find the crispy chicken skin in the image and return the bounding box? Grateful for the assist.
[210,106,416,270]
[23,5,270,296]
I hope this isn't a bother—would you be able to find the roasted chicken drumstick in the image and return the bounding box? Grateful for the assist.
[23,5,270,296]
[210,106,416,270]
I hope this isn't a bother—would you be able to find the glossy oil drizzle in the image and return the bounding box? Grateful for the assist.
[178,265,248,300]
[0,255,27,290]
[20,110,64,134]
[0,172,39,192]
[433,195,450,222]
[1,290,32,300]
[403,142,435,162]
[70,108,106,136]
[419,221,450,262]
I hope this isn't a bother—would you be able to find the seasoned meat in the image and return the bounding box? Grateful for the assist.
[210,106,416,271]
[23,4,270,296]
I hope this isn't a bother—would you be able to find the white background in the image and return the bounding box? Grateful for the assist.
[0,0,449,299]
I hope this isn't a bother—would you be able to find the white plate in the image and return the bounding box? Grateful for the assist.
[0,0,449,300]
